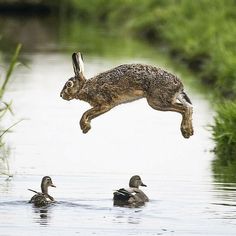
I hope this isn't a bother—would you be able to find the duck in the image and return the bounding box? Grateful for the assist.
[28,176,56,207]
[113,175,149,207]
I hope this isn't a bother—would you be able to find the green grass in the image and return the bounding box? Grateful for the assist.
[211,102,236,163]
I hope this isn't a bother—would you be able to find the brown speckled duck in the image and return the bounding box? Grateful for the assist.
[113,175,149,207]
[28,176,56,207]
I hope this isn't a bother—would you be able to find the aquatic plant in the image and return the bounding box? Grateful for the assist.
[0,43,21,176]
[0,44,21,99]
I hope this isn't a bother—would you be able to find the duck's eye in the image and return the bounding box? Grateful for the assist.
[67,81,73,88]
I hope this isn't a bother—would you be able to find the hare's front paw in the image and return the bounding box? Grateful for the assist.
[80,121,91,134]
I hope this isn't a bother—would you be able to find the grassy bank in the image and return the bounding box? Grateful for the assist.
[211,102,236,162]
[60,0,236,163]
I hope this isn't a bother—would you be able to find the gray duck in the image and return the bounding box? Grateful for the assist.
[28,176,56,207]
[113,175,149,207]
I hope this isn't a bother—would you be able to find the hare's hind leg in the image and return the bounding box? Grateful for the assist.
[177,92,193,137]
[80,105,112,133]
[147,93,193,138]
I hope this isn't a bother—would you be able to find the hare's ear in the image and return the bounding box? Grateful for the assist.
[72,52,84,76]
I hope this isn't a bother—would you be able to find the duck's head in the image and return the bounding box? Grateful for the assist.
[129,175,147,188]
[41,176,56,194]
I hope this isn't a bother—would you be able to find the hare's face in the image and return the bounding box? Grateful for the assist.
[60,77,80,100]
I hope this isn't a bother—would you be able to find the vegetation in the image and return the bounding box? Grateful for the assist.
[211,102,236,163]
[0,43,21,176]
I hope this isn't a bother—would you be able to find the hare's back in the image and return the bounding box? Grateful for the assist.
[92,64,182,90]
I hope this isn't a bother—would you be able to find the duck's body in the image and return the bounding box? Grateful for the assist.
[29,176,56,207]
[29,192,54,207]
[113,175,149,207]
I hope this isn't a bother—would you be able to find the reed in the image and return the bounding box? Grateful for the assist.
[0,43,22,177]
[0,43,22,99]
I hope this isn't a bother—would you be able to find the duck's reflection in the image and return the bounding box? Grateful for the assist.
[113,208,143,225]
[32,206,53,226]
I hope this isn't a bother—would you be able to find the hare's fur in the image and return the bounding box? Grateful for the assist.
[60,52,193,138]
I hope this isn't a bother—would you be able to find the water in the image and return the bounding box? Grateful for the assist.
[1,16,236,236]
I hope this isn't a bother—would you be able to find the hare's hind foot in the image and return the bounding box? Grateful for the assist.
[178,93,193,138]
[147,94,193,138]
[180,120,193,138]
[180,108,193,138]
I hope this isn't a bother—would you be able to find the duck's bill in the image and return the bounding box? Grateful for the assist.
[51,184,56,188]
[141,183,147,187]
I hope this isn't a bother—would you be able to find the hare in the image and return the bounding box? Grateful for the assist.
[60,52,193,138]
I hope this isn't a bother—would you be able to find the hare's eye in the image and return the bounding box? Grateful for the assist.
[67,81,73,87]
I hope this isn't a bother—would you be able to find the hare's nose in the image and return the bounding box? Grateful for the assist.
[60,93,65,99]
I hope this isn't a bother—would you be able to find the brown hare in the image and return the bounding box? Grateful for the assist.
[60,52,193,138]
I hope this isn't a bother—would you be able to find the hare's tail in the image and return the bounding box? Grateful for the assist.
[180,91,192,105]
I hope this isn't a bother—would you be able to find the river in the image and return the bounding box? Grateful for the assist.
[0,15,236,236]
